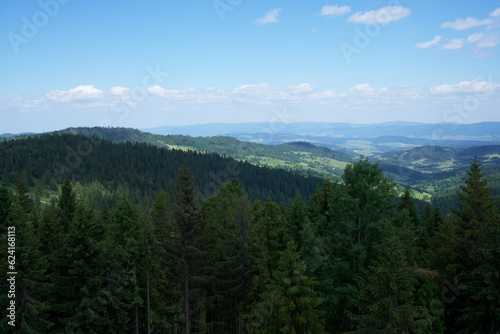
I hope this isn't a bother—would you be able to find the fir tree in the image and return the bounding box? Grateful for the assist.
[350,236,432,333]
[150,191,181,332]
[303,157,395,332]
[398,188,420,227]
[0,178,52,332]
[451,157,500,333]
[173,162,207,334]
[202,179,252,333]
[0,181,12,226]
[248,240,324,334]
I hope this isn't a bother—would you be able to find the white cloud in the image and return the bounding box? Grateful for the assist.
[149,86,227,103]
[109,86,131,96]
[439,38,465,50]
[441,17,493,30]
[472,49,495,58]
[288,83,314,94]
[5,81,500,131]
[490,7,500,17]
[476,32,500,48]
[430,79,499,94]
[465,32,500,48]
[46,85,103,102]
[148,85,172,98]
[253,8,281,25]
[348,6,411,24]
[467,33,484,43]
[350,83,375,93]
[318,5,351,17]
[415,35,442,48]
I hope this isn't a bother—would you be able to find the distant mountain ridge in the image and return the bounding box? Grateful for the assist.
[143,121,500,139]
[0,132,35,137]
[143,121,500,155]
[4,126,500,206]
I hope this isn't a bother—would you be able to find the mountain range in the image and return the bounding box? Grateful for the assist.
[144,121,500,155]
[3,122,500,206]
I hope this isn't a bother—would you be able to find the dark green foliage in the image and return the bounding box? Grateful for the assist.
[248,240,324,334]
[398,188,420,226]
[173,162,207,333]
[249,198,291,302]
[148,191,179,333]
[202,179,252,332]
[0,181,12,225]
[0,133,323,206]
[0,178,52,333]
[59,179,77,224]
[303,157,396,332]
[450,157,500,333]
[1,133,500,333]
[287,191,308,250]
[350,236,432,333]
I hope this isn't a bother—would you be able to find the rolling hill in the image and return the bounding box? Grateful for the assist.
[144,121,500,155]
[4,126,500,209]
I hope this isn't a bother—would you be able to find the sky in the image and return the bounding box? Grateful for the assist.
[1,0,500,133]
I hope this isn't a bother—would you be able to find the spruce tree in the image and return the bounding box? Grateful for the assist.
[303,157,395,332]
[0,181,11,226]
[173,162,207,334]
[398,188,420,227]
[48,178,79,330]
[350,236,432,333]
[287,191,308,250]
[248,240,324,334]
[0,178,52,332]
[150,191,180,332]
[202,179,251,333]
[111,194,143,333]
[63,203,109,333]
[451,157,500,333]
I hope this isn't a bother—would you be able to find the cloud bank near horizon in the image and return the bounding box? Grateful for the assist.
[2,79,499,133]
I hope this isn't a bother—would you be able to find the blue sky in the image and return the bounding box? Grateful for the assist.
[1,0,499,133]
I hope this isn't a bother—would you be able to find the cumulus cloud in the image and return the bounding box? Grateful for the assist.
[253,8,281,25]
[439,38,465,50]
[490,7,500,17]
[148,86,227,103]
[467,33,484,43]
[441,17,493,30]
[4,81,500,131]
[288,83,315,94]
[472,49,495,58]
[318,5,351,17]
[430,79,499,94]
[109,86,131,96]
[415,35,442,48]
[45,85,103,102]
[349,83,376,94]
[348,6,411,24]
[476,32,500,48]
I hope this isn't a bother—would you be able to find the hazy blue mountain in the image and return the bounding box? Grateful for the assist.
[0,132,36,137]
[143,122,500,155]
[144,121,500,139]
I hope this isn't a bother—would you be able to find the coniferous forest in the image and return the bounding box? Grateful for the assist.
[1,134,500,333]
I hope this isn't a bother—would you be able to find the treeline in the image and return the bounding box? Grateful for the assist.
[1,156,499,333]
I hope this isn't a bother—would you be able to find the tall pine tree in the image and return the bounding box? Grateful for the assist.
[173,162,207,334]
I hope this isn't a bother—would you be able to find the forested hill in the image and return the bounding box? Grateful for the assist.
[0,133,323,206]
[375,145,500,172]
[51,127,356,177]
